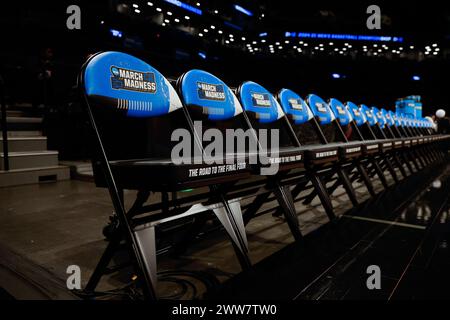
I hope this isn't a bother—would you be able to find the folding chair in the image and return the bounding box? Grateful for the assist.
[372,107,409,179]
[234,81,308,241]
[80,52,255,299]
[276,90,361,220]
[346,102,390,189]
[356,104,401,185]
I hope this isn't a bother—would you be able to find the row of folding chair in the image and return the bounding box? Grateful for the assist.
[79,51,449,300]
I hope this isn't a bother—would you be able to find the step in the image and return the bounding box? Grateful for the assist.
[0,151,58,170]
[0,116,43,123]
[7,131,43,138]
[0,166,70,188]
[6,110,26,117]
[0,137,47,152]
[0,116,43,131]
[60,160,94,181]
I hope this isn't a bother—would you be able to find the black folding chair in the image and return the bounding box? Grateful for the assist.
[80,52,256,299]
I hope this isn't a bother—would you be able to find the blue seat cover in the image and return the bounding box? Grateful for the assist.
[360,104,377,126]
[179,69,243,121]
[307,94,336,125]
[372,107,386,128]
[389,110,400,127]
[278,89,313,124]
[347,101,367,126]
[329,98,352,126]
[382,109,395,127]
[84,51,182,117]
[239,81,285,123]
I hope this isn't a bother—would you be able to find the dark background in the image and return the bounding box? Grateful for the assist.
[1,1,449,139]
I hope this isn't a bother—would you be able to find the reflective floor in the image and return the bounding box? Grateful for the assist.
[211,162,450,300]
[0,161,449,300]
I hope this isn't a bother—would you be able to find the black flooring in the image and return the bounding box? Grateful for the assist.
[207,163,450,300]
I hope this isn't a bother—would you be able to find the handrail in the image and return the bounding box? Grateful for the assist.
[0,74,9,171]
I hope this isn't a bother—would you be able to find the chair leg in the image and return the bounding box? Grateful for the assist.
[85,235,122,293]
[273,183,303,242]
[336,167,359,207]
[356,162,376,197]
[309,171,336,221]
[212,199,251,270]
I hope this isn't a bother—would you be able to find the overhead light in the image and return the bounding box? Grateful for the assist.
[214,10,218,14]
[174,18,180,22]
[275,42,280,45]
[156,7,162,12]
[252,41,257,44]
[203,28,208,32]
[147,2,154,6]
[278,46,283,49]
[225,40,230,44]
[185,16,190,20]
[218,30,223,34]
[412,75,420,81]
[410,45,414,49]
[210,25,215,29]
[164,0,202,15]
[162,23,166,26]
[199,33,203,37]
[329,42,333,45]
[110,29,123,38]
[196,2,200,6]
[198,52,206,59]
[241,37,246,41]
[332,73,341,79]
[261,39,266,43]
[234,4,253,16]
[229,34,234,38]
[133,4,139,8]
[164,19,170,23]
[167,11,173,15]
[134,9,141,13]
[432,43,438,47]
